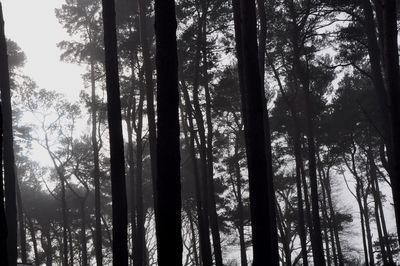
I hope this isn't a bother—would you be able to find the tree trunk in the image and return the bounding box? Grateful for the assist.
[154,0,182,264]
[90,58,103,266]
[181,79,213,266]
[137,0,158,209]
[383,0,400,246]
[0,4,17,265]
[187,210,200,266]
[232,0,279,264]
[360,183,374,266]
[234,137,247,266]
[200,3,223,262]
[80,201,88,266]
[101,0,128,264]
[16,179,27,263]
[135,78,146,266]
[27,215,39,266]
[68,223,74,266]
[0,102,8,266]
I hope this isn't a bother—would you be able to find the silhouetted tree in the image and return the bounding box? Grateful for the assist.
[101,0,128,265]
[0,3,17,265]
[154,0,182,265]
[232,0,279,265]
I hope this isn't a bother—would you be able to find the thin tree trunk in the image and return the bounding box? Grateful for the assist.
[200,4,223,262]
[187,210,200,266]
[0,102,8,266]
[137,0,158,209]
[154,0,182,264]
[27,215,39,266]
[232,0,279,264]
[181,79,213,266]
[80,201,88,266]
[126,73,137,265]
[360,183,374,266]
[0,4,17,265]
[90,58,103,266]
[16,179,27,263]
[101,0,128,264]
[234,138,247,266]
[135,78,146,266]
[69,224,74,266]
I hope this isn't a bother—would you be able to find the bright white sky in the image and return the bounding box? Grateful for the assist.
[2,0,84,101]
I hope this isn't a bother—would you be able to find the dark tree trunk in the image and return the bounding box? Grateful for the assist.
[90,59,103,266]
[154,0,182,264]
[0,4,17,265]
[0,102,8,266]
[137,0,158,208]
[360,184,374,266]
[60,175,68,266]
[232,0,279,265]
[383,0,400,246]
[101,0,128,264]
[200,4,223,262]
[181,78,213,266]
[16,180,27,263]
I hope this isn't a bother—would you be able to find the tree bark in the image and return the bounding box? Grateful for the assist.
[154,0,182,264]
[0,4,17,265]
[232,0,279,264]
[101,0,128,264]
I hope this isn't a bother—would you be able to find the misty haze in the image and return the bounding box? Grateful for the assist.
[0,0,400,265]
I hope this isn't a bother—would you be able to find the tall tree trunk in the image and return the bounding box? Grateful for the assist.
[126,73,137,265]
[232,0,279,264]
[154,0,182,264]
[0,102,8,266]
[134,79,146,266]
[90,58,103,266]
[286,1,325,263]
[137,0,158,209]
[383,0,400,246]
[181,78,213,266]
[0,4,17,265]
[181,79,213,266]
[101,0,128,264]
[256,0,266,83]
[200,4,223,262]
[16,179,27,263]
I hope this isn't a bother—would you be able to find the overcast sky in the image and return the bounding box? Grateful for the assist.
[2,0,84,101]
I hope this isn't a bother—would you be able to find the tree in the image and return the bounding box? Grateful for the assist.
[101,0,128,264]
[154,0,182,265]
[232,0,279,265]
[0,3,17,265]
